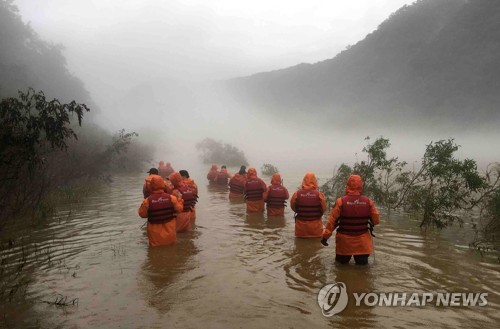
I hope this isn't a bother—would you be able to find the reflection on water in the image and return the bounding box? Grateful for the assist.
[138,232,199,314]
[0,172,499,328]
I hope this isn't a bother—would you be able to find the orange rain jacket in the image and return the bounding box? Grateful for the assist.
[165,162,174,178]
[138,176,183,247]
[245,168,267,213]
[169,172,194,232]
[263,173,289,216]
[215,167,232,185]
[229,173,247,200]
[158,161,168,179]
[290,172,327,238]
[143,173,161,198]
[182,177,198,221]
[207,164,218,183]
[323,175,380,255]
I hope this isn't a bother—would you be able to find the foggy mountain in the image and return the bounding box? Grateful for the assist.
[225,0,500,128]
[0,2,97,112]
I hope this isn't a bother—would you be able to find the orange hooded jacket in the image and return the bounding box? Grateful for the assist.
[165,162,174,177]
[158,161,168,179]
[263,173,289,216]
[138,175,183,247]
[207,164,218,182]
[290,172,327,238]
[245,168,267,213]
[323,175,380,255]
[168,172,193,232]
[229,173,247,200]
[143,173,161,198]
[182,177,198,221]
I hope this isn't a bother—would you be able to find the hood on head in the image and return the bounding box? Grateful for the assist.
[271,173,282,185]
[247,168,257,179]
[346,175,363,195]
[301,172,318,189]
[168,172,183,188]
[150,175,165,191]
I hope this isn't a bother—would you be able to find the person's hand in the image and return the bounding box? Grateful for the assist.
[321,238,329,246]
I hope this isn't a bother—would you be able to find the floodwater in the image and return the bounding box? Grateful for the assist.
[1,169,499,329]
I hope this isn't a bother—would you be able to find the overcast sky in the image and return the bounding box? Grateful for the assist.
[15,0,415,91]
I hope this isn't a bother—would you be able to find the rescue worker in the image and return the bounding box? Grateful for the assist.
[263,173,289,216]
[321,175,380,265]
[164,162,175,178]
[244,168,267,213]
[290,172,327,238]
[229,166,247,200]
[143,168,159,198]
[158,161,167,179]
[215,165,232,185]
[179,170,198,221]
[169,172,198,232]
[138,175,183,247]
[207,164,218,184]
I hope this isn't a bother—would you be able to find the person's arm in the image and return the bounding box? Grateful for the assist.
[170,195,184,213]
[322,198,342,240]
[284,187,290,200]
[319,192,327,214]
[260,179,267,192]
[138,199,149,218]
[290,192,298,212]
[263,187,270,202]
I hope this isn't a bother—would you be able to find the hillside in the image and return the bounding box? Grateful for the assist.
[226,0,500,126]
[0,1,95,108]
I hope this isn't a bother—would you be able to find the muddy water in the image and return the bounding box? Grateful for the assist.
[1,170,499,328]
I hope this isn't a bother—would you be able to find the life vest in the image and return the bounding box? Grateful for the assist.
[147,192,175,224]
[216,172,229,185]
[178,185,198,212]
[294,189,323,221]
[266,185,287,208]
[245,179,264,201]
[229,175,245,194]
[337,195,371,235]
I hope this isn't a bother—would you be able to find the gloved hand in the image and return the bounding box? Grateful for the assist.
[321,238,329,246]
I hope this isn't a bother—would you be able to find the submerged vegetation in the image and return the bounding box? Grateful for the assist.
[320,136,500,253]
[261,163,279,176]
[0,89,152,226]
[196,137,248,166]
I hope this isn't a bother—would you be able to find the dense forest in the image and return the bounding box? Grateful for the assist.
[0,1,153,225]
[226,0,500,126]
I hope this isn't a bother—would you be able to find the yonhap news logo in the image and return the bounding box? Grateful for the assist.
[317,282,488,317]
[317,282,349,316]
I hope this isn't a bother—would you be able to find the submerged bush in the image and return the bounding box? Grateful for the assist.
[196,137,248,166]
[321,137,499,234]
[261,163,279,176]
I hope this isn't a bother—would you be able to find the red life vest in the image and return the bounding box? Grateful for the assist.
[337,195,371,235]
[294,189,323,221]
[178,185,198,212]
[266,185,287,208]
[216,172,229,185]
[229,175,245,194]
[147,193,175,224]
[245,179,264,201]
